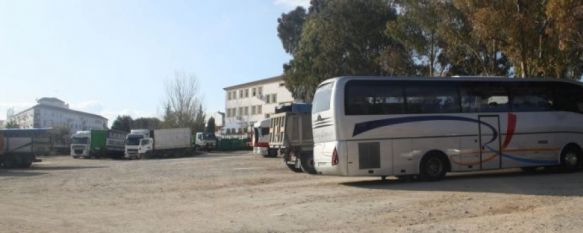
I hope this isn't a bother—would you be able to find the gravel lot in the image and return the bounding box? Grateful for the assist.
[1,152,583,233]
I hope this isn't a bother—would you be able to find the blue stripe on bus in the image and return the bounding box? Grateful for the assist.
[353,115,498,144]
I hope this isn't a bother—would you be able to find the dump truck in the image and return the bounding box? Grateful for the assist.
[269,103,316,174]
[70,130,126,159]
[125,128,192,159]
[0,128,52,168]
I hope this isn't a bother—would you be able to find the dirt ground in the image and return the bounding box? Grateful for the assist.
[1,152,583,233]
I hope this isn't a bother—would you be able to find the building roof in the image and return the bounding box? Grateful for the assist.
[37,97,65,104]
[223,75,283,90]
[13,103,108,120]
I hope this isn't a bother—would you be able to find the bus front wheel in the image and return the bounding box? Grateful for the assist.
[419,152,448,181]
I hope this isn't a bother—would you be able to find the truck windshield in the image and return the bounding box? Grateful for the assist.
[126,135,143,145]
[71,137,89,144]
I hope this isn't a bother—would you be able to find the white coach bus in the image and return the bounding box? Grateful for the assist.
[312,76,583,180]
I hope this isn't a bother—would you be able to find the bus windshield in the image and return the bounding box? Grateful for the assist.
[312,82,333,113]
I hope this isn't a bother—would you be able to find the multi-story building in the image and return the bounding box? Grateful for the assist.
[9,97,107,134]
[223,76,294,134]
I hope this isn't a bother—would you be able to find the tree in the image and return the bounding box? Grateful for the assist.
[281,0,407,101]
[111,115,133,132]
[133,117,161,130]
[277,6,307,54]
[455,0,583,78]
[206,117,216,134]
[4,119,20,129]
[161,72,205,131]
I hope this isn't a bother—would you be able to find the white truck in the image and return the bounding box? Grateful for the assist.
[194,132,216,151]
[252,119,276,157]
[124,128,192,159]
[269,103,316,174]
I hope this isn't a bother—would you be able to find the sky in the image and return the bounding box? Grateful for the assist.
[0,0,310,124]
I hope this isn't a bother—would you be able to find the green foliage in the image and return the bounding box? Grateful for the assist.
[133,117,161,130]
[277,6,307,54]
[281,0,407,101]
[278,0,582,95]
[206,117,216,134]
[111,115,133,132]
[4,119,20,129]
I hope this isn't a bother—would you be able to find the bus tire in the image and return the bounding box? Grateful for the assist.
[560,145,581,172]
[300,153,317,175]
[419,151,448,181]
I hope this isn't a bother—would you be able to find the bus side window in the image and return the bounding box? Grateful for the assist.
[461,84,509,113]
[554,82,583,113]
[510,83,554,112]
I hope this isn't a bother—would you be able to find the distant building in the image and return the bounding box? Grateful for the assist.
[0,120,4,129]
[9,97,107,134]
[223,75,294,134]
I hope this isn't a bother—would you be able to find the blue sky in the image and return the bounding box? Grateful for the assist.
[0,0,309,123]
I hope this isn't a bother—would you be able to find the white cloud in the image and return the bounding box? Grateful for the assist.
[273,0,310,9]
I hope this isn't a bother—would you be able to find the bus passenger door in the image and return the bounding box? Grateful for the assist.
[479,115,502,170]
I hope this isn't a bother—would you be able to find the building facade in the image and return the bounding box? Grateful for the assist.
[9,97,108,133]
[223,76,294,134]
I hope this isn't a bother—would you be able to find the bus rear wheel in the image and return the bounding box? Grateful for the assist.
[419,152,448,181]
[561,145,581,172]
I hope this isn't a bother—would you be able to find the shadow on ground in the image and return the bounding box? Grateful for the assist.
[0,170,47,177]
[27,165,106,171]
[341,169,583,197]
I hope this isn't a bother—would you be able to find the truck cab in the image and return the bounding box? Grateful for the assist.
[125,129,151,159]
[70,131,91,158]
[194,132,216,152]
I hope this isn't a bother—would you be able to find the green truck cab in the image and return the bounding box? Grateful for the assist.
[70,130,126,159]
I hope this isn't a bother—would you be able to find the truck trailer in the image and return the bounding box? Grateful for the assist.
[125,128,192,159]
[0,128,52,168]
[269,103,316,174]
[70,130,126,159]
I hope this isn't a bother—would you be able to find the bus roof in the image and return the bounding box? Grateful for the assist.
[320,76,582,86]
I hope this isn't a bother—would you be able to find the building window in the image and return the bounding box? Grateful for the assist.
[244,106,249,115]
[266,94,271,104]
[257,105,262,114]
[239,90,244,98]
[252,88,256,97]
[258,87,263,96]
[227,92,231,100]
[251,106,256,115]
[272,94,277,103]
[238,107,243,116]
[245,89,249,98]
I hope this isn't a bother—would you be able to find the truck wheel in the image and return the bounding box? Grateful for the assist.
[300,154,317,175]
[283,154,302,173]
[18,160,33,168]
[2,158,17,169]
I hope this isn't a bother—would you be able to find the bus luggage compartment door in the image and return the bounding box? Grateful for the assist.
[347,141,392,176]
[478,115,502,170]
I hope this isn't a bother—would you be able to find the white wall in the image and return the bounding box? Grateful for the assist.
[224,79,294,134]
